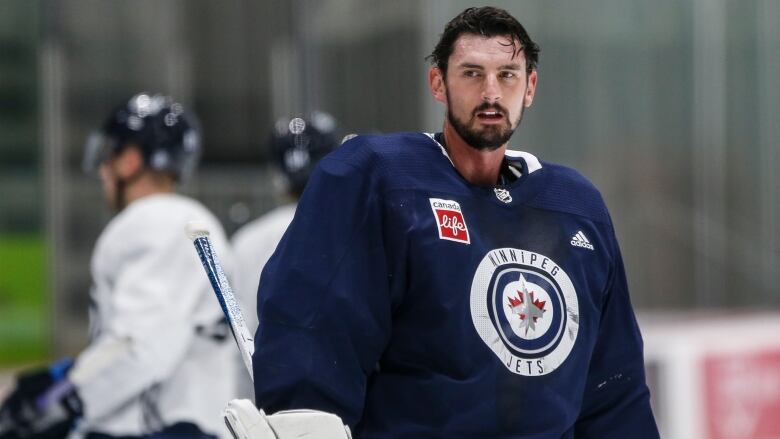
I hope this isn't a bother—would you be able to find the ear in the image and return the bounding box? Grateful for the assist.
[114,145,145,179]
[524,70,538,108]
[428,67,447,104]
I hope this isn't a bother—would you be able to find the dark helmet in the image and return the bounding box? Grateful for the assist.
[272,111,339,195]
[83,93,202,181]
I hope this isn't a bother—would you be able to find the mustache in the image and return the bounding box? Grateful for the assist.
[472,102,509,117]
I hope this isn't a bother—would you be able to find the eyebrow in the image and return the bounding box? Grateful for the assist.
[457,62,523,71]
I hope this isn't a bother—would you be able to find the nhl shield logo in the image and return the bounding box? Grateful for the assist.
[429,198,470,244]
[494,187,512,204]
[470,248,579,376]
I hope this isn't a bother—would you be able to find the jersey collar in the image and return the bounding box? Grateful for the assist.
[423,132,543,182]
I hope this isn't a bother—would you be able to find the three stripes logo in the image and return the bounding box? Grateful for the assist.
[570,231,594,250]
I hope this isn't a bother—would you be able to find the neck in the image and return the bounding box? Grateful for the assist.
[122,172,175,207]
[442,120,507,186]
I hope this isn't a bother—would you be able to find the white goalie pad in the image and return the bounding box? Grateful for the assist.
[223,399,352,439]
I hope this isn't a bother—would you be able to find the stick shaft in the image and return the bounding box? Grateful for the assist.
[192,236,254,380]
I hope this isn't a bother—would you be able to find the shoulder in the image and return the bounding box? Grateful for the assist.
[231,204,296,249]
[324,132,440,172]
[104,193,227,249]
[337,131,437,157]
[526,160,611,224]
[316,132,446,193]
[129,194,220,227]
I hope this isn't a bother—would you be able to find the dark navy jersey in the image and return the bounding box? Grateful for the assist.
[253,132,659,438]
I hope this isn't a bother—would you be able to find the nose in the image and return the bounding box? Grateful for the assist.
[482,75,501,103]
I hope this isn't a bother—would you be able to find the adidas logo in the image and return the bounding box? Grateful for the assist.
[570,231,594,250]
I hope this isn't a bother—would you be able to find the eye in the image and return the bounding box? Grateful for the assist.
[463,70,482,78]
[499,71,518,80]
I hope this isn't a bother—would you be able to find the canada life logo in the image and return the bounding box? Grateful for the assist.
[429,198,470,244]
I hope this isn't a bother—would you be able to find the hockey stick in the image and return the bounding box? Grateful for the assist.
[186,222,352,439]
[186,221,254,381]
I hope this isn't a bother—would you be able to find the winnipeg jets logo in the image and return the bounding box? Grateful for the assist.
[429,198,470,244]
[494,187,512,204]
[470,248,579,376]
[507,276,547,336]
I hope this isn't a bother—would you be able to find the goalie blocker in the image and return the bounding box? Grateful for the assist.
[224,400,351,439]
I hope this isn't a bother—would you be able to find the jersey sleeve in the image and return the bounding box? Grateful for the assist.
[70,221,211,422]
[574,225,659,437]
[252,152,393,428]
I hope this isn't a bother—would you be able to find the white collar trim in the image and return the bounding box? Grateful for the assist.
[424,133,542,175]
[504,149,542,174]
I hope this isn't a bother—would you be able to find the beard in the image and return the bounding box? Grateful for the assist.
[446,100,524,151]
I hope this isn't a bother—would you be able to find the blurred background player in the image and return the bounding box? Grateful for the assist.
[230,112,340,398]
[0,93,237,439]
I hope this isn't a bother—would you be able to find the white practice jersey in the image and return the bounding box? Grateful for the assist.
[231,203,296,333]
[230,203,297,398]
[70,193,237,437]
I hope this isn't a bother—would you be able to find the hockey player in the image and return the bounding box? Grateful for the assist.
[230,112,340,400]
[0,94,237,439]
[250,6,659,438]
[231,112,340,337]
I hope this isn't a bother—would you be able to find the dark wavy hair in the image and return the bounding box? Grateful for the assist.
[427,6,540,77]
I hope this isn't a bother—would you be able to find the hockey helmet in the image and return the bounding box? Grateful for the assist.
[83,93,202,181]
[272,111,339,195]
